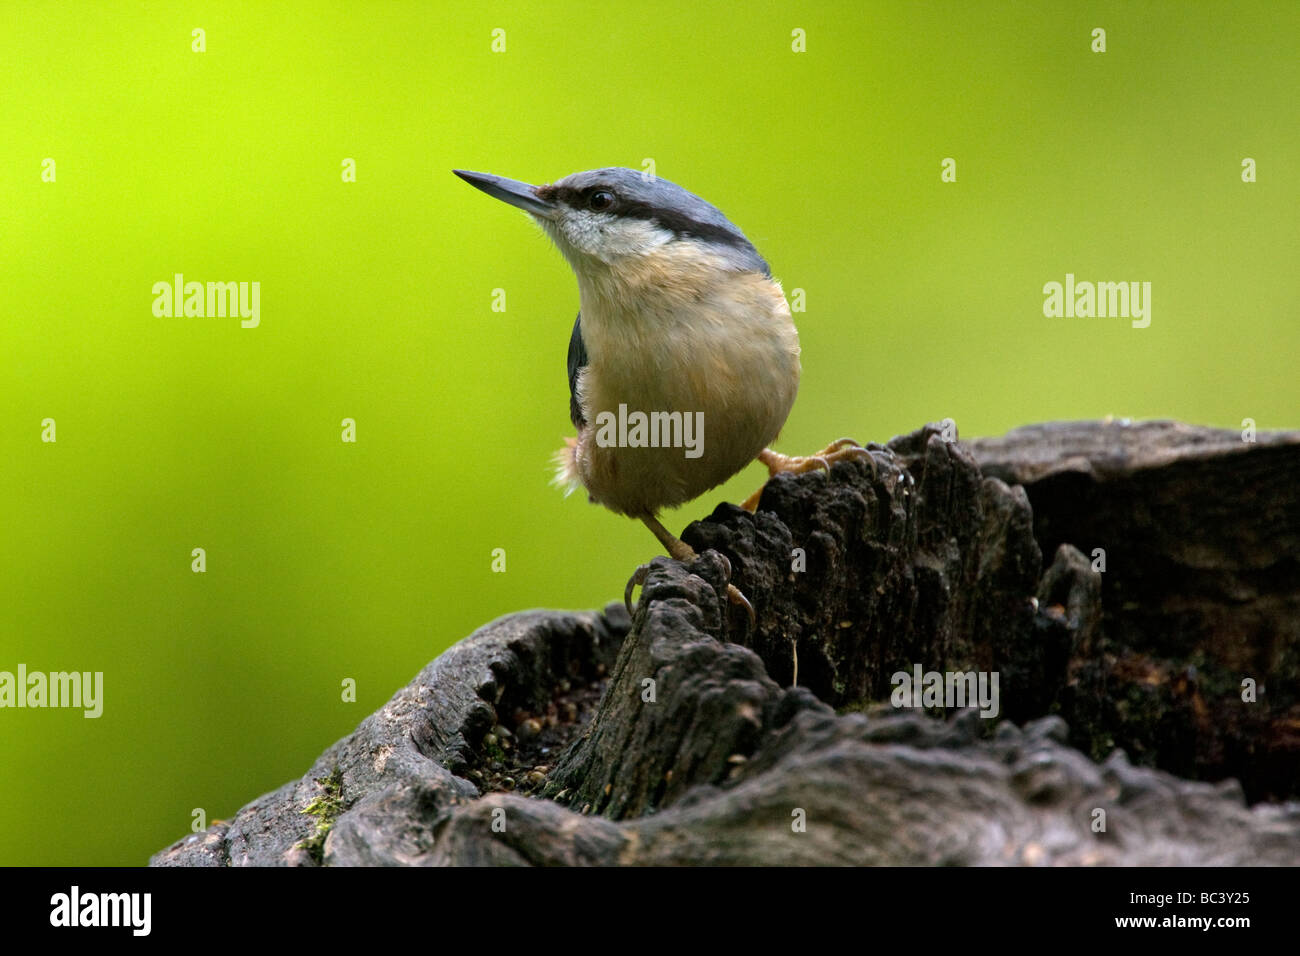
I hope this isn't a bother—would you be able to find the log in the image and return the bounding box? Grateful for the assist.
[151,421,1300,866]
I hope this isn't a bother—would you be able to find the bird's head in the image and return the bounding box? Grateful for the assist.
[453,167,770,280]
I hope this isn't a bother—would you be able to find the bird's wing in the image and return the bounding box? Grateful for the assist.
[566,311,588,429]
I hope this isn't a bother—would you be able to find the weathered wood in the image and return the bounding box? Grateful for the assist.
[970,420,1300,801]
[151,421,1300,866]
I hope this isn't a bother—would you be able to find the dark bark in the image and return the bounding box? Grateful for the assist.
[151,421,1300,867]
[969,420,1300,801]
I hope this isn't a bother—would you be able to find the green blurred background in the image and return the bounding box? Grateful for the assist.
[1,1,1295,865]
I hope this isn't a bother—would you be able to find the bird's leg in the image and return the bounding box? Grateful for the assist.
[641,513,699,563]
[740,437,877,512]
[624,514,756,626]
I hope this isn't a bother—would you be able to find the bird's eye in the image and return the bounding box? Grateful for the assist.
[589,190,615,211]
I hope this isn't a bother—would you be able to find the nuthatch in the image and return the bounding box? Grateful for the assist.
[455,167,871,621]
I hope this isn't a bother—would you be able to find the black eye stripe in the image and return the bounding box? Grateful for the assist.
[535,182,758,257]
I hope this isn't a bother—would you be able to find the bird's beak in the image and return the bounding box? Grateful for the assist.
[454,169,557,220]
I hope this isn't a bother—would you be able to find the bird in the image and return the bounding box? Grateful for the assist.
[454,167,872,623]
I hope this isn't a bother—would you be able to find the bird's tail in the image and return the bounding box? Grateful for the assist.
[550,437,582,498]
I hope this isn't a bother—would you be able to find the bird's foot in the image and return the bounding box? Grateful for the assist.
[624,546,756,628]
[713,551,756,627]
[762,436,876,478]
[741,438,877,512]
[624,563,650,617]
[726,582,756,627]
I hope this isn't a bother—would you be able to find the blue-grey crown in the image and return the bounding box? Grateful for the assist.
[538,168,771,276]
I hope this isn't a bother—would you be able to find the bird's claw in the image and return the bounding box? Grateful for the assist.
[816,438,875,469]
[836,444,878,480]
[703,552,754,628]
[624,553,755,630]
[742,439,880,514]
[752,438,879,496]
[708,552,756,629]
[727,583,756,628]
[813,438,878,480]
[624,563,651,617]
